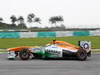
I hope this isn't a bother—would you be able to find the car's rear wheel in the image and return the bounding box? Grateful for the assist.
[19,48,30,60]
[77,49,87,61]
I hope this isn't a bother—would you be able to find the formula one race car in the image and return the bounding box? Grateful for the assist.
[8,40,91,61]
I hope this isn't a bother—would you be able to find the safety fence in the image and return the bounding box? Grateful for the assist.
[0,30,100,38]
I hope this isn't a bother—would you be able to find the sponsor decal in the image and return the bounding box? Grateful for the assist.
[45,49,60,54]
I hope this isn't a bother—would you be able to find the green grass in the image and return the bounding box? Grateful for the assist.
[0,36,100,49]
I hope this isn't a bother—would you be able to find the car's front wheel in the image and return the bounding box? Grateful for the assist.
[77,49,87,61]
[19,48,30,60]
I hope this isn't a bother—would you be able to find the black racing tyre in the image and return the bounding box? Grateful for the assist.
[19,48,30,60]
[77,49,87,61]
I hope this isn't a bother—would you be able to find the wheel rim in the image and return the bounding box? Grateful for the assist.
[80,52,85,58]
[77,50,87,60]
[22,52,29,58]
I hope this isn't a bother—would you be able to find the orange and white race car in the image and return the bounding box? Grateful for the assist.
[8,40,91,61]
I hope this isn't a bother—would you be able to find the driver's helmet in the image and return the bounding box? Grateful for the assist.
[52,40,56,44]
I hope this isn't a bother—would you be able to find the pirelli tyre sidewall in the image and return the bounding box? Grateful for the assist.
[19,48,30,60]
[77,49,87,61]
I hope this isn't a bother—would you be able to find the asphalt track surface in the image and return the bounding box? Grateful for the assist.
[0,53,100,75]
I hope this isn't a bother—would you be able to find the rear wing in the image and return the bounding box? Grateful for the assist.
[78,41,91,52]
